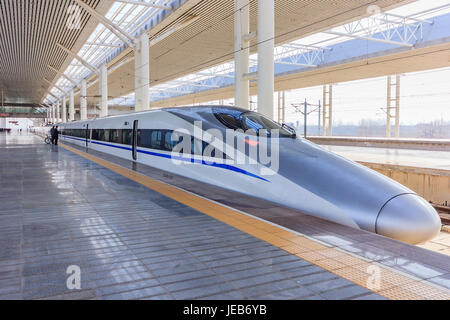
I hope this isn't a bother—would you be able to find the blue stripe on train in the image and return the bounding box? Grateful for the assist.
[62,135,270,182]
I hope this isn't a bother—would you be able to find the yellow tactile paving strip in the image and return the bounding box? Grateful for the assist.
[418,232,450,256]
[60,142,450,300]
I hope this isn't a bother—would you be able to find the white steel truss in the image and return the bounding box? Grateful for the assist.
[274,43,329,67]
[326,12,433,47]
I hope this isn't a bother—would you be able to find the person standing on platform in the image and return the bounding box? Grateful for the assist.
[50,126,56,144]
[52,126,59,145]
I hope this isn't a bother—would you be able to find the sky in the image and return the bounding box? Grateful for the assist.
[282,67,450,126]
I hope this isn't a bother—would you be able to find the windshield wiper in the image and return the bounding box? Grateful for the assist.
[282,124,297,138]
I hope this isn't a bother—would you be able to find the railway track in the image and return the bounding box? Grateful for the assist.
[434,205,450,225]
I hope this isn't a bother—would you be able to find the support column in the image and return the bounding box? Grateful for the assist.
[100,65,108,118]
[56,100,60,123]
[140,33,150,111]
[322,84,333,136]
[69,90,75,121]
[395,75,400,138]
[134,33,150,112]
[234,0,250,110]
[328,85,333,136]
[80,80,87,120]
[386,75,401,138]
[277,91,285,124]
[134,38,142,112]
[386,77,391,138]
[257,0,275,119]
[52,104,56,124]
[62,97,67,123]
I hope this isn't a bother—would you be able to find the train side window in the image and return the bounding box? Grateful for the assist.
[138,129,151,148]
[137,129,141,146]
[109,129,115,143]
[151,131,163,149]
[122,129,132,145]
[97,129,104,141]
[112,129,123,144]
[91,129,98,141]
[191,138,203,155]
[164,131,183,151]
[164,131,173,151]
[202,142,228,160]
[104,129,110,142]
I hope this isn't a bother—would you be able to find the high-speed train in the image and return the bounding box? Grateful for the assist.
[58,106,441,244]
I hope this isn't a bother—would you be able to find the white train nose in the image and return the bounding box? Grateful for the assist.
[376,194,442,244]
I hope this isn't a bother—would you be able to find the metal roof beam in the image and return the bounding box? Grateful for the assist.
[196,72,234,79]
[326,31,414,47]
[275,61,317,68]
[43,78,67,95]
[73,0,135,48]
[84,42,123,48]
[150,88,193,94]
[170,80,219,88]
[48,65,79,87]
[56,43,99,74]
[41,87,59,101]
[115,0,172,11]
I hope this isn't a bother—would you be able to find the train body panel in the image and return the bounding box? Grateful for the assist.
[58,106,441,244]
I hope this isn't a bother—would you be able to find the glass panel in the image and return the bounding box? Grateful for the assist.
[241,112,293,137]
[191,138,203,155]
[104,129,110,142]
[151,131,163,149]
[164,131,181,151]
[138,129,152,148]
[122,129,132,145]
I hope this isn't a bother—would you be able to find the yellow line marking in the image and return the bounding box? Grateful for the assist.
[59,142,450,300]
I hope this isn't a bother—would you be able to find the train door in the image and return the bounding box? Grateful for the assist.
[132,120,138,161]
[85,124,89,148]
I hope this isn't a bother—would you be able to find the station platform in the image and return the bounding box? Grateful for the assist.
[322,145,450,171]
[308,136,450,152]
[1,132,450,300]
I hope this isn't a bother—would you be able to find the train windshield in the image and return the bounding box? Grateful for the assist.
[214,110,295,138]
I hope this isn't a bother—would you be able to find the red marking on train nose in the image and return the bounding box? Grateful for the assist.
[245,139,259,147]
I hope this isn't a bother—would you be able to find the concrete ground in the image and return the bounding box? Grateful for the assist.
[0,132,383,300]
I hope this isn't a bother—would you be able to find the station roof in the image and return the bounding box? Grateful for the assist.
[0,0,413,107]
